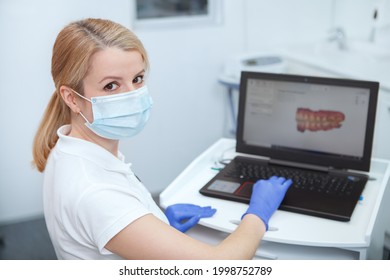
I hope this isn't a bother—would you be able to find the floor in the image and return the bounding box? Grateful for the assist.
[0,216,57,260]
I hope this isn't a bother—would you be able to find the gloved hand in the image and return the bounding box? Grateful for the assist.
[165,203,217,233]
[242,176,292,230]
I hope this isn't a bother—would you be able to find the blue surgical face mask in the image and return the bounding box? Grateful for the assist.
[71,86,153,140]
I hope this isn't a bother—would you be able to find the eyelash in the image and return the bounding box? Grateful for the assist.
[133,75,144,84]
[103,75,144,91]
[103,82,119,91]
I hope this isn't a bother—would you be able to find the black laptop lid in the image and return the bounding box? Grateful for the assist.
[236,71,379,172]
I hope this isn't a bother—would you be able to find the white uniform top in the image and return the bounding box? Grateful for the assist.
[43,125,168,260]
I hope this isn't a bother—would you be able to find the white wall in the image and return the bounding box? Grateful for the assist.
[333,0,390,46]
[244,0,333,50]
[119,1,247,197]
[1,0,359,224]
[0,0,132,223]
[0,0,244,224]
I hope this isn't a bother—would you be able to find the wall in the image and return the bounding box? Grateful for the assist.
[0,0,337,224]
[244,0,333,51]
[119,0,245,198]
[0,0,134,223]
[333,0,390,46]
[0,0,243,224]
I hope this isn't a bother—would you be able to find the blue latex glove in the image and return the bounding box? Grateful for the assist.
[165,204,217,232]
[242,176,292,230]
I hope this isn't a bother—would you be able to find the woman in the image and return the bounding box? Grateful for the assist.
[33,18,291,260]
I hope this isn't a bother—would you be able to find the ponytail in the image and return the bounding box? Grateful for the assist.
[32,90,70,172]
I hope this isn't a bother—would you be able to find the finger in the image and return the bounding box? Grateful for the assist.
[269,176,278,181]
[176,212,197,221]
[200,207,217,218]
[275,177,286,184]
[268,176,286,184]
[178,215,201,232]
[282,178,293,188]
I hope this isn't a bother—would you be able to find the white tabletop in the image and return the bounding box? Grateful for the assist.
[160,138,390,249]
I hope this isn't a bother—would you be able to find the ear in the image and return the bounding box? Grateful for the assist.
[59,85,81,114]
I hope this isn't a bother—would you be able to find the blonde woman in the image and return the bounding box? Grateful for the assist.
[33,18,291,260]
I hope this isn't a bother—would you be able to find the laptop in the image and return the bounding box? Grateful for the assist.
[200,71,379,221]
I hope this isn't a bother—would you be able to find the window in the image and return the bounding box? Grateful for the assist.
[133,0,222,29]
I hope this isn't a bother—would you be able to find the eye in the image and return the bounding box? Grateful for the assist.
[103,82,119,91]
[133,75,144,85]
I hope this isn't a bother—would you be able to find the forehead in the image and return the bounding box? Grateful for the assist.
[86,47,144,80]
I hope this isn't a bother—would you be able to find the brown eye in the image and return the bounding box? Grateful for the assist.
[133,75,144,84]
[104,82,119,91]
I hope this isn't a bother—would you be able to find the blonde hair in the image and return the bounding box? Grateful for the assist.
[32,18,149,172]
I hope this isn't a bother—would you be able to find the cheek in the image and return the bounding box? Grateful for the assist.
[77,100,94,121]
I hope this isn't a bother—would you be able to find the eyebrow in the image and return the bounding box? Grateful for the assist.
[99,76,122,84]
[99,70,146,84]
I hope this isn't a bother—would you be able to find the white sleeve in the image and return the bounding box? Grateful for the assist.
[75,184,151,254]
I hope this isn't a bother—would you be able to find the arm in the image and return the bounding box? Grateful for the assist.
[105,176,291,259]
[105,212,265,260]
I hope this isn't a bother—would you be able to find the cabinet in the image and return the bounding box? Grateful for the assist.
[277,56,390,259]
[215,50,390,259]
[160,138,390,259]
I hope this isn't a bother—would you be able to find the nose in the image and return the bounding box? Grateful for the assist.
[124,82,143,93]
[124,83,136,92]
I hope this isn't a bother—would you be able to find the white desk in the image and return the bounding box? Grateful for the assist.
[160,138,390,259]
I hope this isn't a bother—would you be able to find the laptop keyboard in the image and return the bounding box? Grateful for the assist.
[223,159,358,197]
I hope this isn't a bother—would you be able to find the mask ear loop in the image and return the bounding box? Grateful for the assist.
[70,88,93,124]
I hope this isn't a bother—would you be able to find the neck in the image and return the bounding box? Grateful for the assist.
[68,116,119,157]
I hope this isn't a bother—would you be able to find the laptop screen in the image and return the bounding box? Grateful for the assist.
[236,71,379,171]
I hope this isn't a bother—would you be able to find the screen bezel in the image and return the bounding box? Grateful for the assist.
[236,71,379,172]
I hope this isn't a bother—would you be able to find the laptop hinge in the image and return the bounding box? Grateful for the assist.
[269,158,329,172]
[269,158,353,175]
[327,167,351,176]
